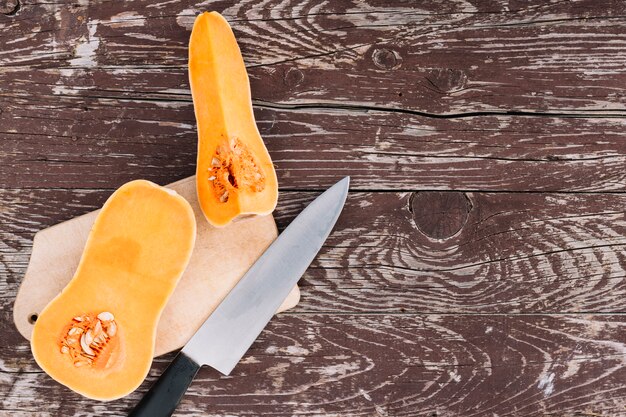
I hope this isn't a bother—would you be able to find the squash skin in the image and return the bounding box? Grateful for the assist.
[30,180,196,401]
[189,11,278,227]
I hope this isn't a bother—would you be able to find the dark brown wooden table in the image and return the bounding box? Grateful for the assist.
[1,1,625,416]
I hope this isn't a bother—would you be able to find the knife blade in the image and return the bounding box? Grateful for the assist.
[129,176,350,417]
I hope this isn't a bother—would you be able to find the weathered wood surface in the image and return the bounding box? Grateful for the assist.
[1,0,625,415]
[2,315,625,416]
[3,97,626,191]
[2,0,626,114]
[3,190,626,315]
[2,0,626,192]
[2,190,625,415]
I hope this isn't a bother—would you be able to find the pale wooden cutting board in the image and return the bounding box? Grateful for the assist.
[13,176,300,356]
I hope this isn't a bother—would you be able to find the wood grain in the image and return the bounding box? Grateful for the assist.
[1,0,625,415]
[1,0,625,114]
[1,96,625,191]
[3,189,625,317]
[1,314,625,416]
[1,0,625,192]
[1,189,624,415]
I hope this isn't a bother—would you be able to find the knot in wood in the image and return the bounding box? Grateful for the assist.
[1,0,19,15]
[410,192,472,240]
[284,67,304,88]
[426,68,468,93]
[371,48,401,70]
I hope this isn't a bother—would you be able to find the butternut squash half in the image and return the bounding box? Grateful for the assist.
[31,180,196,400]
[189,11,278,227]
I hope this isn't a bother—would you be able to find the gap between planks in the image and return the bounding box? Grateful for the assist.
[3,89,626,119]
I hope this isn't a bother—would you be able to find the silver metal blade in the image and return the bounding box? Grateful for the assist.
[182,176,350,374]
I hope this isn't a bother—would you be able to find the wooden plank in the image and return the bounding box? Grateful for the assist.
[2,0,625,193]
[2,189,625,316]
[270,191,626,314]
[1,0,625,115]
[1,95,625,191]
[1,314,625,415]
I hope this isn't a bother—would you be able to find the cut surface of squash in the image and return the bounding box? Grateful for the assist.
[30,180,196,400]
[189,11,278,227]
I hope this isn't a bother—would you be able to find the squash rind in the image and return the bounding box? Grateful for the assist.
[30,180,197,400]
[189,11,278,227]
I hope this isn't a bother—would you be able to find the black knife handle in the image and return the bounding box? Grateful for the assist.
[128,351,201,417]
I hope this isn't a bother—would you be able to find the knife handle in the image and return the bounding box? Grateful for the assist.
[128,351,201,417]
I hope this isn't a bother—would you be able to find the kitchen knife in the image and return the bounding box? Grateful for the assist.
[128,176,350,417]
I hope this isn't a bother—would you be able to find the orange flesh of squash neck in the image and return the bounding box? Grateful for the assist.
[30,180,196,400]
[189,11,278,227]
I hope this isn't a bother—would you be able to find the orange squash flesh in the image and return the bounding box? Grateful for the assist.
[189,11,278,227]
[31,180,196,400]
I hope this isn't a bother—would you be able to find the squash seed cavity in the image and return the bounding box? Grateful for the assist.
[209,138,265,203]
[60,312,118,368]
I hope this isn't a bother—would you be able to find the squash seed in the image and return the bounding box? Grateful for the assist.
[80,332,95,356]
[106,321,117,337]
[61,312,118,367]
[97,312,114,322]
[93,320,103,336]
[68,327,82,336]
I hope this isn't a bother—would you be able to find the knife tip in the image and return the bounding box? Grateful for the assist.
[338,176,350,192]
